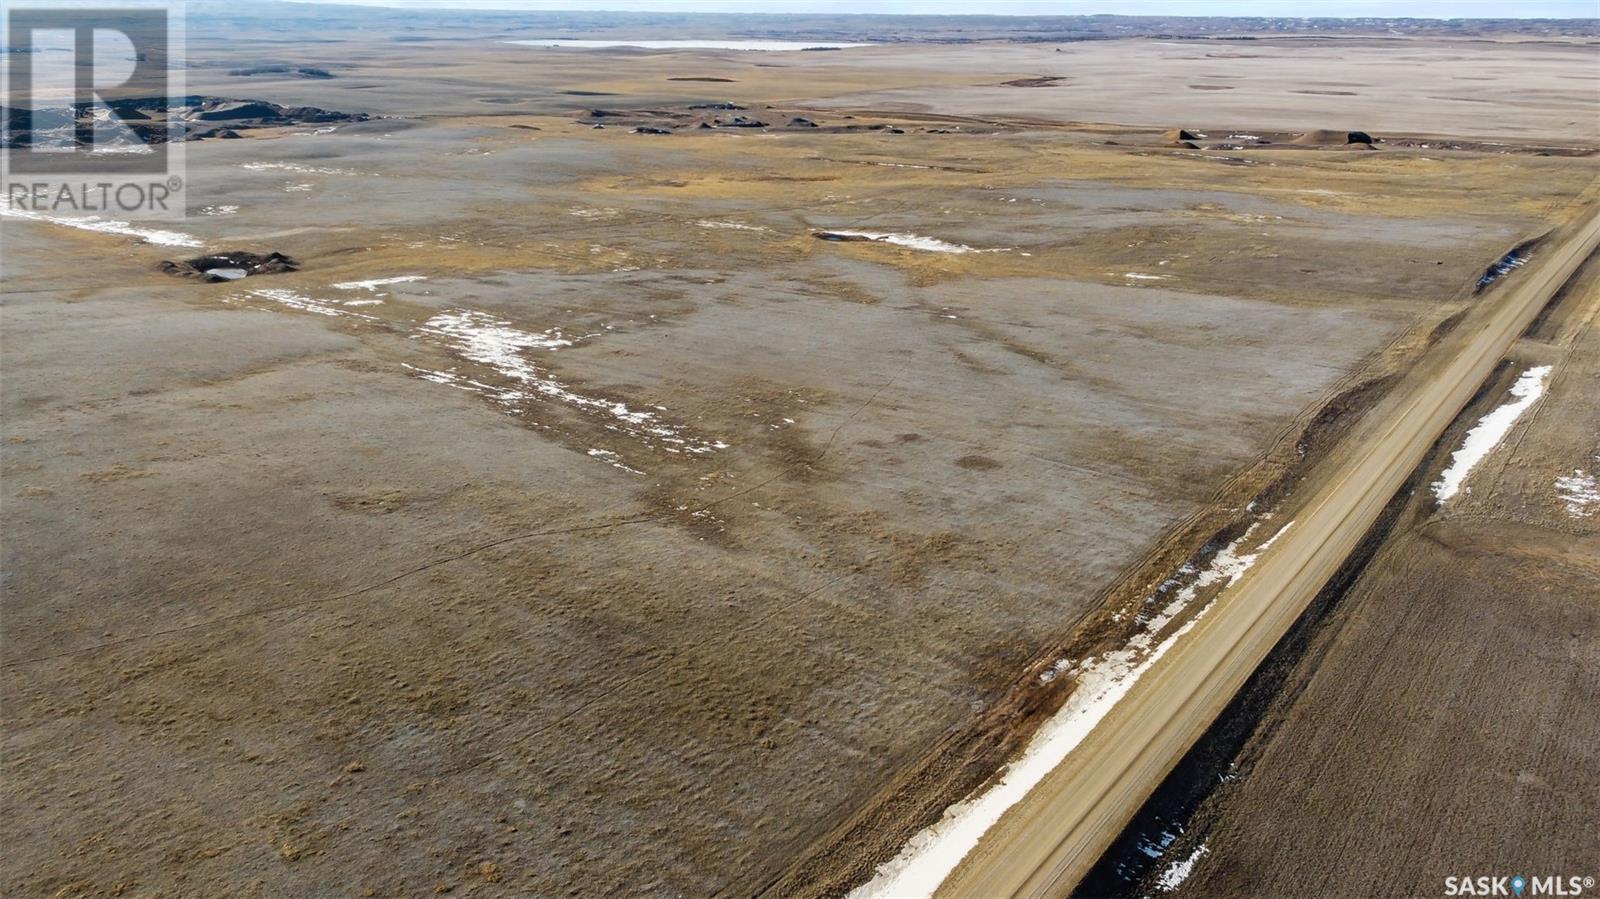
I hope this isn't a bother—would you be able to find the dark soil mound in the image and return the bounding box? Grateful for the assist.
[227,65,334,79]
[669,76,736,82]
[4,95,361,149]
[1162,128,1199,142]
[1002,75,1066,87]
[183,125,248,142]
[193,100,286,121]
[174,97,367,139]
[161,251,298,283]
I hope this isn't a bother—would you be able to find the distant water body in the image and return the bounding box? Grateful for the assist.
[504,39,874,50]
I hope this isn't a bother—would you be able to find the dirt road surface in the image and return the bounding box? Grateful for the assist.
[937,207,1600,898]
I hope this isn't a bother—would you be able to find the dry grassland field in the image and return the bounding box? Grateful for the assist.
[1,5,1597,897]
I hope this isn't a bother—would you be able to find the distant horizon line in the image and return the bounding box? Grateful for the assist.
[275,1,1600,20]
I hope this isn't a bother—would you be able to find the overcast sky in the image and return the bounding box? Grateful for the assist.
[300,0,1600,15]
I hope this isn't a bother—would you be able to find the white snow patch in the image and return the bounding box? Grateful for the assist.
[205,267,250,281]
[88,142,155,155]
[1178,152,1254,164]
[506,38,871,50]
[1124,272,1168,281]
[587,448,644,474]
[1432,365,1552,503]
[235,288,377,320]
[1555,458,1599,518]
[1156,844,1210,892]
[695,220,769,232]
[420,309,574,357]
[817,230,996,254]
[198,204,239,216]
[852,520,1293,899]
[239,161,360,176]
[416,310,727,455]
[1,207,202,247]
[400,364,524,403]
[332,275,427,291]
